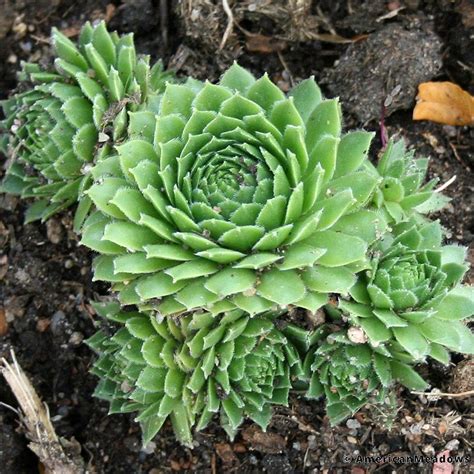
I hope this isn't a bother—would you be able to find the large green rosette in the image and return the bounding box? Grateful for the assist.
[87,302,305,445]
[82,63,386,317]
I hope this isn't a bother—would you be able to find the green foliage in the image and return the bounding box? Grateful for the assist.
[0,21,172,225]
[3,30,471,444]
[87,302,304,445]
[340,219,474,365]
[304,331,403,425]
[367,139,450,223]
[82,63,386,317]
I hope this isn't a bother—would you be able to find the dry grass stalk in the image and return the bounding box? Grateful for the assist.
[1,350,86,474]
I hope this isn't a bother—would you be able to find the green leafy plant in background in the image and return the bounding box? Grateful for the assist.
[0,21,172,225]
[87,302,304,445]
[82,63,388,318]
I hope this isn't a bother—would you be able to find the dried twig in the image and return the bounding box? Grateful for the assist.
[277,51,295,88]
[220,0,234,50]
[1,350,86,474]
[412,389,474,399]
[434,174,457,193]
[376,7,406,23]
[449,142,471,171]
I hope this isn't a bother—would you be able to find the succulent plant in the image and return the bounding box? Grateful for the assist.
[303,330,416,425]
[3,20,468,443]
[81,63,387,317]
[87,302,304,445]
[339,219,474,365]
[0,21,172,225]
[365,139,449,223]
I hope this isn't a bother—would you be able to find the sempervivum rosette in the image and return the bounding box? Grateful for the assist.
[303,330,426,425]
[87,302,304,445]
[364,139,449,223]
[0,21,172,224]
[339,219,474,365]
[82,63,385,317]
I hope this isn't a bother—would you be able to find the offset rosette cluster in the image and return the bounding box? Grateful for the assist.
[340,219,474,363]
[82,63,385,317]
[87,303,304,445]
[303,331,426,425]
[0,21,172,224]
[365,139,449,223]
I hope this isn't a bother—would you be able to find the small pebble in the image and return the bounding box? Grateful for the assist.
[69,331,84,346]
[46,218,63,244]
[346,418,361,430]
[20,41,32,52]
[409,423,422,435]
[36,318,51,332]
[443,125,457,137]
[13,22,27,37]
[50,310,66,334]
[445,439,460,451]
[57,405,70,417]
[347,436,358,444]
[141,441,156,454]
[307,435,317,449]
[423,444,435,455]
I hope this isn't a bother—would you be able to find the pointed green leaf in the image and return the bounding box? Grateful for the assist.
[390,360,428,390]
[205,268,256,297]
[303,266,356,294]
[257,269,306,306]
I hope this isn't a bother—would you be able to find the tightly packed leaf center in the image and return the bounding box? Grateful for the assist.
[371,250,445,310]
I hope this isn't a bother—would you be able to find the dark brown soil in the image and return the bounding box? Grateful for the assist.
[0,1,473,473]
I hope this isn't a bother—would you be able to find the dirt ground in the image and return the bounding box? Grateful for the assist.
[0,1,473,473]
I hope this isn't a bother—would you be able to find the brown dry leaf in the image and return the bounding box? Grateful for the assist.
[60,25,81,38]
[413,82,474,126]
[62,5,116,38]
[214,443,239,466]
[246,34,287,53]
[241,425,286,454]
[312,33,368,44]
